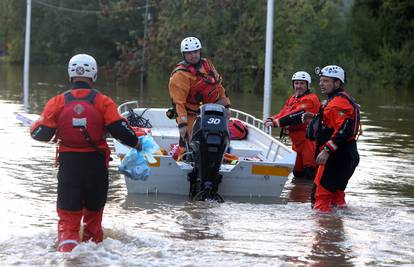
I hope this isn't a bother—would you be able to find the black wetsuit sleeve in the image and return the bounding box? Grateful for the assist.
[331,118,355,145]
[30,124,56,142]
[107,119,138,147]
[278,110,305,127]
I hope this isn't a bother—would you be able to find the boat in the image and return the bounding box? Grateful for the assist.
[114,101,296,198]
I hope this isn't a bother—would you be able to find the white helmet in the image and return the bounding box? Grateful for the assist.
[319,65,345,83]
[68,54,98,82]
[292,71,311,85]
[180,37,202,54]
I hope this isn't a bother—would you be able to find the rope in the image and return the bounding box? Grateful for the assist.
[32,0,153,14]
[127,108,152,128]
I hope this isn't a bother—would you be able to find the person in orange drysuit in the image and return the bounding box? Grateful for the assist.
[303,65,360,212]
[264,71,320,179]
[30,54,142,252]
[168,36,231,153]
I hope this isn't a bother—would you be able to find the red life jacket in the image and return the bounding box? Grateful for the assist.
[57,89,106,148]
[307,91,361,143]
[172,59,222,105]
[229,119,248,140]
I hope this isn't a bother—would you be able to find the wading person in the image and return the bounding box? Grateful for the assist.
[302,65,360,212]
[264,71,320,179]
[30,54,142,252]
[168,36,231,156]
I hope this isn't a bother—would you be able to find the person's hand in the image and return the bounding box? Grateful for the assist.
[264,118,274,128]
[302,112,315,124]
[179,125,188,140]
[135,138,142,151]
[316,149,329,165]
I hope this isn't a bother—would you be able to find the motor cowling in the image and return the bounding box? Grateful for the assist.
[189,104,229,201]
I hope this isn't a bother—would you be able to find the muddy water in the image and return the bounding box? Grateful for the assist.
[0,63,413,266]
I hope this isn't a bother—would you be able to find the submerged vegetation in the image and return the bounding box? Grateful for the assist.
[0,0,413,91]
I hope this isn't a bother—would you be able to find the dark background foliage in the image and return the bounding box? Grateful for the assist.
[1,0,413,91]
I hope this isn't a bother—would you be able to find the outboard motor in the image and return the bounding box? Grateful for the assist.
[188,104,229,202]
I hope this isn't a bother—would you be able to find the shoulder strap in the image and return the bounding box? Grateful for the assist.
[171,59,209,76]
[64,89,98,104]
[171,61,191,76]
[336,91,363,139]
[333,91,358,108]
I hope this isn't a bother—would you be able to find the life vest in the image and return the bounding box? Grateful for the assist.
[229,119,248,140]
[57,89,106,148]
[307,91,361,144]
[341,91,362,140]
[172,59,222,105]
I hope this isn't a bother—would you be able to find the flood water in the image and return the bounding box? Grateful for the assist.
[0,63,413,266]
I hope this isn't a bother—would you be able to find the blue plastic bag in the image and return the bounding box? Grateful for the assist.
[118,135,160,181]
[139,135,160,164]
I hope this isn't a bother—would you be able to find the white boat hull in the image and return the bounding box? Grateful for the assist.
[114,103,296,198]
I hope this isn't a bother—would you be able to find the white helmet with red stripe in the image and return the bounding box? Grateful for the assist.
[68,54,98,82]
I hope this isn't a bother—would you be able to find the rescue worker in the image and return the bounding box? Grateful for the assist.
[168,36,231,154]
[30,54,142,252]
[264,71,320,179]
[302,65,360,212]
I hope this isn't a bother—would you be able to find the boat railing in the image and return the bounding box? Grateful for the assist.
[116,102,292,163]
[229,108,272,135]
[118,101,139,115]
[118,103,273,134]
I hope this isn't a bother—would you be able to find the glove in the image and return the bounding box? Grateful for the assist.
[179,125,188,140]
[302,112,315,124]
[264,118,274,128]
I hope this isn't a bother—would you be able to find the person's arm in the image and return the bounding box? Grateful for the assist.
[316,98,354,164]
[169,73,191,140]
[215,83,231,108]
[207,60,231,109]
[263,98,289,127]
[323,99,355,153]
[274,98,318,127]
[30,96,61,142]
[169,73,191,125]
[99,95,141,149]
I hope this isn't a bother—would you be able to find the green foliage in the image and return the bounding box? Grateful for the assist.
[0,0,25,62]
[148,0,267,92]
[0,0,412,90]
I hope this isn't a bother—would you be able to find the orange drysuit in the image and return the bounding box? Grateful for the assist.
[30,81,139,252]
[309,90,360,212]
[169,58,230,146]
[272,91,320,179]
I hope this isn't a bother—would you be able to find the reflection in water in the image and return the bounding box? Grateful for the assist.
[1,64,414,266]
[287,177,314,203]
[121,194,225,240]
[307,215,354,267]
